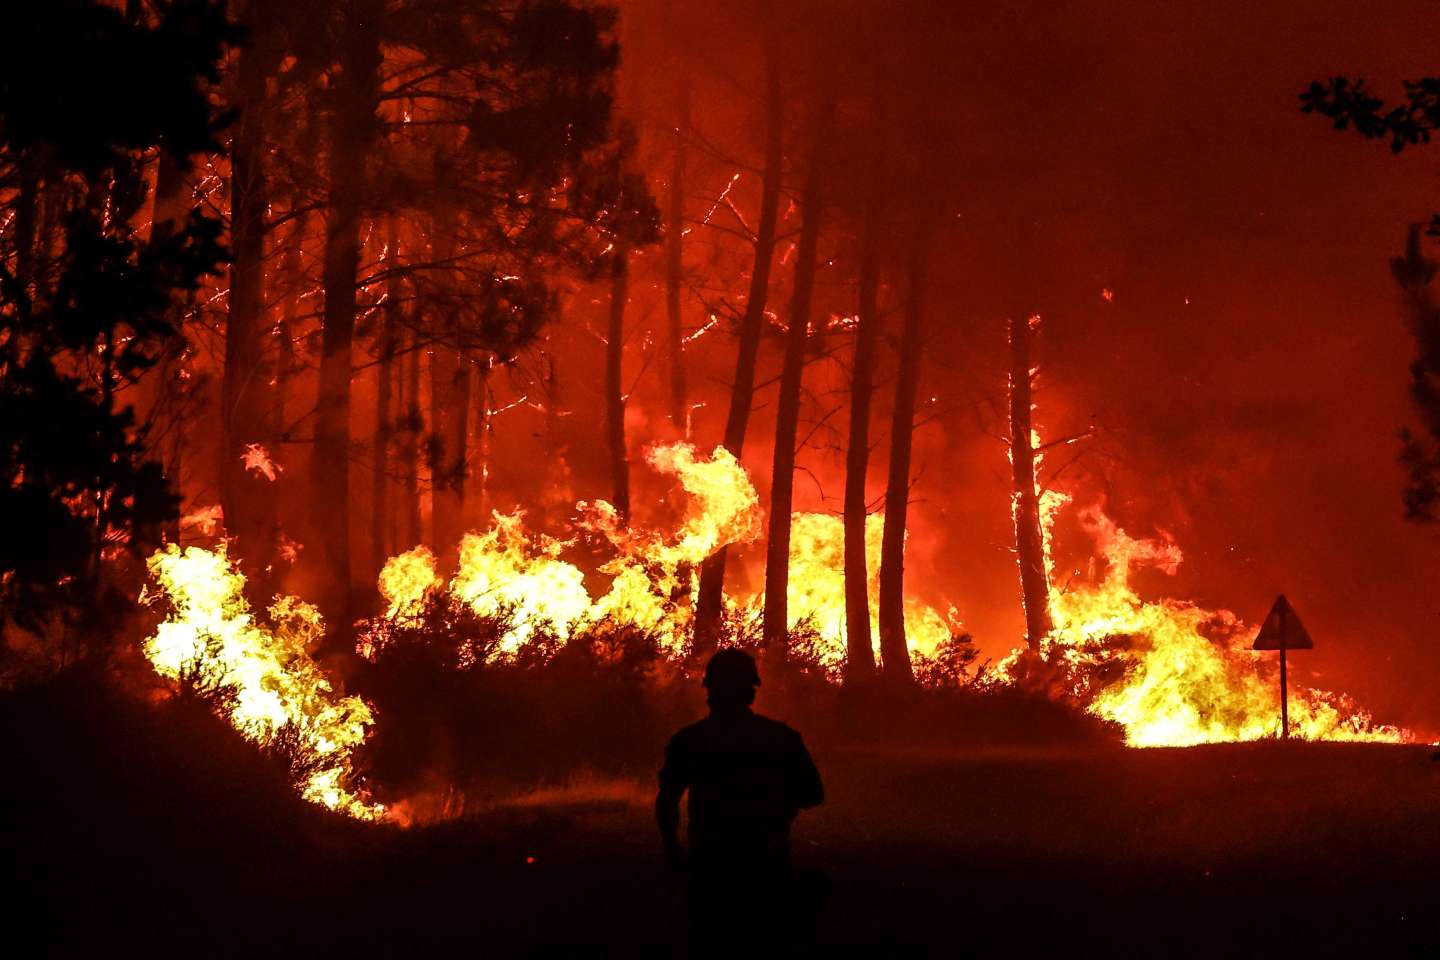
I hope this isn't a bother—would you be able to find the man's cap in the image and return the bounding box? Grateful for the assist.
[703,648,761,689]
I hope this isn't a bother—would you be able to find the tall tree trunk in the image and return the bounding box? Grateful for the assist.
[400,328,423,547]
[605,251,631,522]
[471,357,491,524]
[371,223,400,577]
[426,218,471,551]
[274,119,316,441]
[1009,313,1053,651]
[843,191,881,683]
[877,223,933,685]
[313,0,382,632]
[762,97,831,658]
[14,150,38,295]
[221,24,273,573]
[664,64,690,433]
[692,39,783,655]
[274,221,300,434]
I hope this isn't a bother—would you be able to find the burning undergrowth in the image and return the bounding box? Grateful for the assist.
[141,545,383,819]
[136,442,1406,822]
[1001,504,1408,747]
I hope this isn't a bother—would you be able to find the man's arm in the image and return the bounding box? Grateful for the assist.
[656,738,688,868]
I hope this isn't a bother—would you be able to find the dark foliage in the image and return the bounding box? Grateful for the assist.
[352,599,1116,816]
[1391,226,1440,521]
[1304,74,1440,520]
[1302,76,1440,157]
[912,632,983,688]
[0,0,232,638]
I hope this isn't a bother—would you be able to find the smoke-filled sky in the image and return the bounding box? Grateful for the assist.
[592,0,1440,730]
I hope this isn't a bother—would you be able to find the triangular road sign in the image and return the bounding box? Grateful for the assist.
[1252,594,1314,650]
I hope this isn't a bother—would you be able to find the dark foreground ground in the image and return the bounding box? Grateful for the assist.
[6,675,1440,957]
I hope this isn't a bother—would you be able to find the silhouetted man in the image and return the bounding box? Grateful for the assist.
[656,648,824,953]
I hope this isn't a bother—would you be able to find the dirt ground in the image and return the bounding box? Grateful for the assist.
[8,679,1440,957]
[343,741,1440,955]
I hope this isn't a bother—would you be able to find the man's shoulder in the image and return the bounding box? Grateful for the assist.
[666,717,711,750]
[667,710,806,750]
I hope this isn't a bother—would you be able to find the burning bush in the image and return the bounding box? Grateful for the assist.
[141,544,381,818]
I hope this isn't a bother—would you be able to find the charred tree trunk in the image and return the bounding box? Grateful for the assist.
[400,328,423,547]
[313,0,381,632]
[221,27,274,573]
[14,149,38,297]
[762,99,831,658]
[664,66,690,434]
[427,346,472,550]
[371,224,401,577]
[1009,313,1053,651]
[149,148,188,545]
[426,218,471,551]
[606,251,631,523]
[693,40,783,655]
[274,119,316,441]
[471,358,491,524]
[843,191,882,683]
[877,224,933,686]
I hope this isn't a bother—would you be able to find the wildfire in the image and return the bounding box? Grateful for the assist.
[139,443,1408,824]
[782,512,958,672]
[1003,503,1408,746]
[361,442,960,668]
[142,544,382,819]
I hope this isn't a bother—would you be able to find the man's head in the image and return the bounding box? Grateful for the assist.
[703,648,760,708]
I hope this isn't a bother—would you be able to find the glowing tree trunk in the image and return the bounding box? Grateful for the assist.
[221,18,276,574]
[400,327,423,547]
[877,224,933,686]
[606,250,632,523]
[427,345,470,552]
[150,146,187,545]
[471,358,491,525]
[693,40,783,655]
[371,223,401,577]
[314,0,382,631]
[1009,313,1053,651]
[843,192,881,683]
[762,98,831,658]
[274,140,312,445]
[425,202,471,552]
[664,64,690,434]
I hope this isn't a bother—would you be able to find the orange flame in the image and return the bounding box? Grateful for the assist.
[141,544,382,818]
[1001,503,1407,746]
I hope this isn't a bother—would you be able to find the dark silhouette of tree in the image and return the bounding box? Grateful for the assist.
[1391,225,1440,521]
[1304,75,1440,522]
[662,16,691,434]
[311,0,383,630]
[693,30,784,656]
[1008,312,1054,653]
[876,219,934,687]
[761,93,832,660]
[842,163,883,685]
[0,0,232,641]
[219,0,299,583]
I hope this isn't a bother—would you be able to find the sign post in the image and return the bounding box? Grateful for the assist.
[1251,594,1313,739]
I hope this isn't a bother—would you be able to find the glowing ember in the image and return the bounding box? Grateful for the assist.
[142,544,382,818]
[241,443,283,481]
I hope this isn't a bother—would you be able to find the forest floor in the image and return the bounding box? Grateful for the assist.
[7,675,1440,956]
